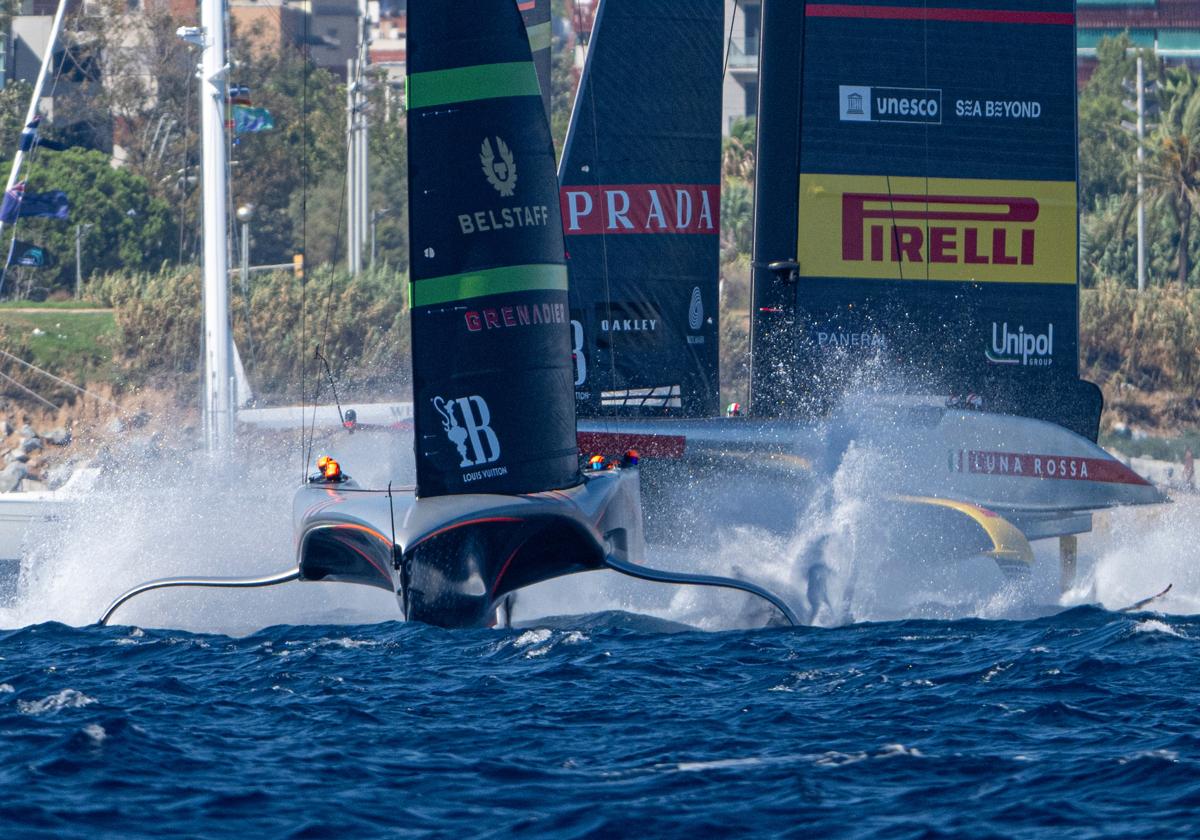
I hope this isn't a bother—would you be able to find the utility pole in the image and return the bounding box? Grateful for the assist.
[347,58,360,275]
[237,204,254,296]
[370,207,389,265]
[346,0,371,276]
[1121,48,1158,292]
[1136,53,1146,293]
[74,223,93,298]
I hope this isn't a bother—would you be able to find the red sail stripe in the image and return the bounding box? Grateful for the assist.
[959,451,1150,486]
[806,5,1074,25]
[560,184,720,236]
[577,431,686,459]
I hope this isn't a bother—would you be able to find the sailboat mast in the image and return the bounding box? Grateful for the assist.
[748,0,804,416]
[199,0,233,451]
[346,0,370,275]
[0,0,70,239]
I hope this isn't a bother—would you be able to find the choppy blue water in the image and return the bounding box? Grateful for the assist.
[1,607,1197,838]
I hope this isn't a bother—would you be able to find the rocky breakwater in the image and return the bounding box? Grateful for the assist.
[0,419,73,493]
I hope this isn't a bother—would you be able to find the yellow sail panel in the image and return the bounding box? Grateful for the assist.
[797,174,1076,284]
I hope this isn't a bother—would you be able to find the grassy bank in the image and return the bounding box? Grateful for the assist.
[0,304,117,407]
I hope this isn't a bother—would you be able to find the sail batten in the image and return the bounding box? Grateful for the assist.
[407,61,542,109]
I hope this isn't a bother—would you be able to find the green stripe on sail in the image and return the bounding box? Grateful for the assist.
[407,61,540,109]
[411,264,567,307]
[525,22,552,53]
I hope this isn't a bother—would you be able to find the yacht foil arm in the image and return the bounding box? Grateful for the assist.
[98,568,301,626]
[604,555,799,626]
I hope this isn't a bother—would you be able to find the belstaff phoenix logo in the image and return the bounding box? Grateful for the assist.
[481,137,517,197]
[432,395,503,470]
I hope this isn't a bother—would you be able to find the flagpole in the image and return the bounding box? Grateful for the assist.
[0,0,70,240]
[197,0,233,453]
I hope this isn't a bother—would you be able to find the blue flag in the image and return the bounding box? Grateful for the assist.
[0,184,22,223]
[0,184,70,223]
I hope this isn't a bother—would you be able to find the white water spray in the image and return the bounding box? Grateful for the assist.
[0,429,398,633]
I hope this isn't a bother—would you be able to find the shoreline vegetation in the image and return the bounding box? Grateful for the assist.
[1,265,1199,456]
[2,30,1199,460]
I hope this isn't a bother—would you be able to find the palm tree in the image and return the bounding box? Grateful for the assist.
[1142,66,1200,286]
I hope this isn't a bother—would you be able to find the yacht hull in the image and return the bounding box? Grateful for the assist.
[293,469,644,628]
[579,404,1165,545]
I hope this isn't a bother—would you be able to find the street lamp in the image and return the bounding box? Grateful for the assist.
[236,204,254,296]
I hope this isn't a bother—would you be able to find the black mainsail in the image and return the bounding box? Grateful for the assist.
[558,0,723,417]
[519,0,553,124]
[751,0,1101,440]
[407,0,579,497]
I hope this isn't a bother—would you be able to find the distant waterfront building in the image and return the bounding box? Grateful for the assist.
[720,0,1200,134]
[722,0,759,134]
[1077,0,1200,83]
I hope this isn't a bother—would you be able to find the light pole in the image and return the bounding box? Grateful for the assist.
[74,222,93,299]
[1136,53,1146,293]
[236,204,254,296]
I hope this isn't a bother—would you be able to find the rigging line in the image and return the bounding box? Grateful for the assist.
[0,368,58,411]
[0,347,124,410]
[575,0,618,421]
[303,63,357,477]
[884,174,904,284]
[315,87,355,366]
[315,347,346,426]
[922,0,931,284]
[721,0,739,78]
[300,9,313,482]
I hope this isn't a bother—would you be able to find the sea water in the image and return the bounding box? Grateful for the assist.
[1,433,1199,837]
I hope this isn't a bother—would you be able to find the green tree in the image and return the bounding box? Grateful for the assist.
[0,81,33,156]
[1077,35,1156,209]
[230,45,345,267]
[14,148,176,294]
[723,116,755,182]
[367,100,408,272]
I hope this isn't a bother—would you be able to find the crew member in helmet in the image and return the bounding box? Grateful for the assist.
[726,402,742,417]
